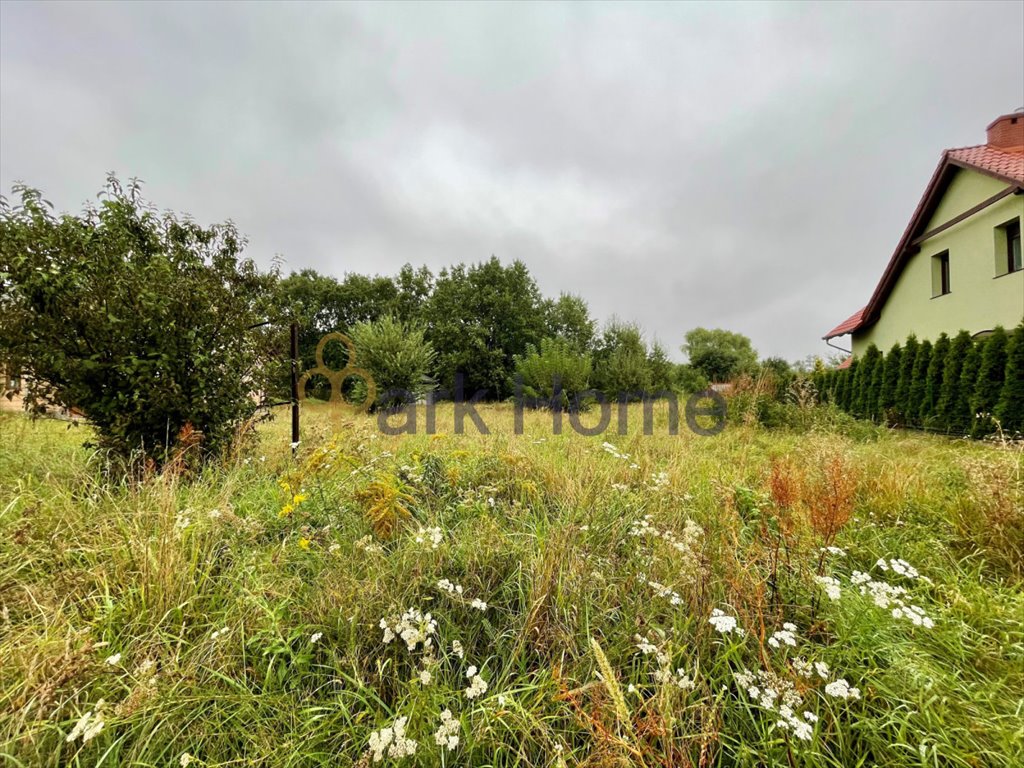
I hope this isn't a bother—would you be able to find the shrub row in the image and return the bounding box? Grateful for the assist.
[812,324,1024,437]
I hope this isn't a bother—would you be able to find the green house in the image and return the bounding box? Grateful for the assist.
[825,112,1024,357]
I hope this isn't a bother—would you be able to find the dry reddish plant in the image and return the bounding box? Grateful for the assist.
[807,452,857,548]
[769,457,802,513]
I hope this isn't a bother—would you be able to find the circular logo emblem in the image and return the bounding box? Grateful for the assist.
[297,332,376,414]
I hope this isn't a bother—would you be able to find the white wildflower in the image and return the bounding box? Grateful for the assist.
[601,442,630,460]
[356,535,382,553]
[824,678,861,700]
[210,626,229,641]
[179,754,194,767]
[465,667,488,699]
[418,668,432,686]
[452,640,464,659]
[415,526,443,549]
[815,575,842,601]
[469,598,488,612]
[433,708,460,751]
[310,632,323,644]
[634,635,659,655]
[768,626,798,649]
[66,701,106,743]
[104,653,122,666]
[368,716,417,762]
[380,608,437,652]
[709,608,745,636]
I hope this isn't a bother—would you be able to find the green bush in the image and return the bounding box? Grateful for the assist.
[970,327,1008,438]
[936,331,973,433]
[995,324,1024,435]
[349,316,436,410]
[0,177,278,463]
[512,337,592,408]
[955,339,983,434]
[922,333,950,428]
[894,334,918,425]
[908,339,932,428]
[853,344,881,419]
[673,363,709,394]
[878,343,902,422]
[593,322,652,400]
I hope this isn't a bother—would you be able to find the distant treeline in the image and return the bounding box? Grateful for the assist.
[275,259,776,405]
[811,325,1024,438]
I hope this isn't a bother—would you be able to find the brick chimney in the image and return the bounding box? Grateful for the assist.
[986,110,1024,152]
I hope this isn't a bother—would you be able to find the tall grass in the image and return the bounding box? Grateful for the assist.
[1,403,1022,767]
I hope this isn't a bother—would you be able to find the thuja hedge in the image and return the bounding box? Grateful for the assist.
[814,323,1024,437]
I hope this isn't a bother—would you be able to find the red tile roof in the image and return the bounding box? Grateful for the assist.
[824,141,1024,340]
[836,355,853,370]
[824,308,866,340]
[947,145,1024,184]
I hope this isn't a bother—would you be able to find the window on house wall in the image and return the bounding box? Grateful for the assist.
[995,218,1022,276]
[931,251,950,297]
[1007,219,1021,274]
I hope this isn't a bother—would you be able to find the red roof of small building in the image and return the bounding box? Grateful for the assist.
[824,308,866,340]
[824,131,1024,341]
[836,355,853,370]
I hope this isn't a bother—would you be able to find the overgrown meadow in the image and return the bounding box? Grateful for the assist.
[1,403,1022,767]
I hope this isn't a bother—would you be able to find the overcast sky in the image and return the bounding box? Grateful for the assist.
[2,1,1022,361]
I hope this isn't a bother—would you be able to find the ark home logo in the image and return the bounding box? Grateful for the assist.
[300,333,726,437]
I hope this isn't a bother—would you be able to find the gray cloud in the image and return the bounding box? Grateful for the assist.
[3,0,1022,361]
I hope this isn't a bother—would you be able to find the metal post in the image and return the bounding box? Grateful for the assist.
[290,322,300,455]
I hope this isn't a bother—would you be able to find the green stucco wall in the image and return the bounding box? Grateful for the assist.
[852,168,1024,355]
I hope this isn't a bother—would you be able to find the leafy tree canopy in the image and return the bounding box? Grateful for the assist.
[682,327,758,383]
[0,177,279,462]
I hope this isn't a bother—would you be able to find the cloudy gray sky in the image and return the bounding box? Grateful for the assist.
[2,1,1022,361]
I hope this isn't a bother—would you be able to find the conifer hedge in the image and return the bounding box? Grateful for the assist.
[824,325,1022,438]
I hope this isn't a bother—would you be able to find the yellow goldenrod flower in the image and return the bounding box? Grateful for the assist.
[298,537,311,550]
[279,504,294,518]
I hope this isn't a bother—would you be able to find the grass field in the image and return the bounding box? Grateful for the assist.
[1,402,1022,767]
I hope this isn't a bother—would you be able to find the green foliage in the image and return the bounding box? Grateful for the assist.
[834,364,851,410]
[0,177,277,462]
[894,334,918,426]
[955,340,982,435]
[541,293,596,352]
[275,265,432,397]
[907,339,932,428]
[970,327,1008,438]
[6,403,1022,767]
[593,321,652,399]
[674,363,710,394]
[878,343,902,422]
[852,345,881,420]
[681,327,758,383]
[759,356,795,399]
[923,333,950,428]
[844,362,859,411]
[349,316,436,410]
[646,342,677,393]
[512,337,592,407]
[937,331,973,433]
[995,324,1024,435]
[423,258,545,399]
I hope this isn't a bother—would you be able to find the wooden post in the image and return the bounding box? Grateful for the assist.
[290,322,300,455]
